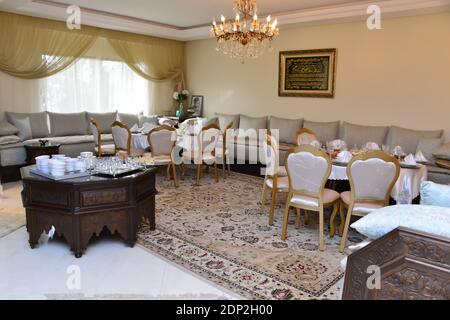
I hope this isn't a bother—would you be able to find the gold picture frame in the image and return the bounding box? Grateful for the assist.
[279,49,336,98]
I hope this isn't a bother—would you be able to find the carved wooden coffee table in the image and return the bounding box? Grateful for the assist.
[21,166,157,258]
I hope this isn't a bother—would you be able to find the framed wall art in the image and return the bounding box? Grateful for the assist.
[279,49,336,98]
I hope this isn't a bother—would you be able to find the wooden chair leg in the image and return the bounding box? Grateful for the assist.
[166,164,171,180]
[319,206,325,251]
[171,163,179,188]
[227,162,231,174]
[329,202,339,238]
[268,188,277,226]
[196,164,202,186]
[180,163,185,180]
[294,208,301,229]
[339,202,345,237]
[304,211,310,225]
[213,162,219,182]
[339,205,354,253]
[281,200,291,241]
[222,157,226,178]
[259,177,267,214]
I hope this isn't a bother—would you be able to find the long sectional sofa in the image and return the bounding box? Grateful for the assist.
[0,111,158,182]
[210,113,450,185]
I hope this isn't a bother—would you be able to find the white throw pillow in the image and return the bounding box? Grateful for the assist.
[351,204,450,239]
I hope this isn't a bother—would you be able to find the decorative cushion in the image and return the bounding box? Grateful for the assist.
[7,116,32,140]
[351,204,450,239]
[215,113,240,130]
[387,126,443,154]
[48,112,87,137]
[0,135,21,145]
[0,120,19,136]
[303,120,340,143]
[6,111,49,138]
[342,122,389,148]
[416,137,443,162]
[118,113,140,128]
[420,181,450,208]
[139,115,159,127]
[269,116,303,145]
[433,142,450,160]
[239,115,267,131]
[87,111,118,134]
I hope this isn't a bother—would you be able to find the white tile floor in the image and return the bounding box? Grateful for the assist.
[0,182,240,300]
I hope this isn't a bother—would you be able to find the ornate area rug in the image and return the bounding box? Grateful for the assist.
[0,207,26,238]
[138,169,363,300]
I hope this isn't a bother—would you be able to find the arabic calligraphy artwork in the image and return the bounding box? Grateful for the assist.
[279,49,336,98]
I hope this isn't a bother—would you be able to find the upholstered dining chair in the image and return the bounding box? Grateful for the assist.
[281,145,340,251]
[111,121,144,157]
[337,151,400,253]
[183,123,221,185]
[90,118,115,157]
[260,133,289,226]
[148,125,179,187]
[295,128,318,145]
[215,121,233,178]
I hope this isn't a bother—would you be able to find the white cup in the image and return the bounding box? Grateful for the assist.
[52,154,66,159]
[80,152,93,158]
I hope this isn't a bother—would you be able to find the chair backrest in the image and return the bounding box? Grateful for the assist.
[111,121,131,154]
[285,145,331,198]
[148,125,176,157]
[201,124,221,155]
[90,118,101,147]
[262,132,281,176]
[295,128,317,146]
[347,151,400,204]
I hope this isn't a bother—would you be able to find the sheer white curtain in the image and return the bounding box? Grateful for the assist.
[39,58,152,114]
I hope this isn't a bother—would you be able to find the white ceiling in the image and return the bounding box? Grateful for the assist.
[1,0,450,40]
[53,0,364,28]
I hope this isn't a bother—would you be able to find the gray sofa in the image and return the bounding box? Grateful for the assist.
[211,113,450,185]
[0,111,158,182]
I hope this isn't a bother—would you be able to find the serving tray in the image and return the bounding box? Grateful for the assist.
[30,168,91,181]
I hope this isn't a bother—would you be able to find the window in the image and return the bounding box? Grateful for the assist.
[39,57,152,114]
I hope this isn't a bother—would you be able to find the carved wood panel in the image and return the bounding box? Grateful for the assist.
[80,187,128,207]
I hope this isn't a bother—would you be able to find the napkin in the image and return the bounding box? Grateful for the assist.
[392,145,405,156]
[310,140,321,149]
[414,150,428,163]
[130,124,139,133]
[404,154,417,165]
[329,139,347,150]
[362,142,380,151]
[337,150,352,163]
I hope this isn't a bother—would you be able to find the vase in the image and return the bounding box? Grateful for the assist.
[177,102,186,121]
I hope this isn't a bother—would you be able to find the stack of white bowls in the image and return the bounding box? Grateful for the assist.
[65,158,77,172]
[49,159,66,176]
[75,159,87,172]
[35,155,50,173]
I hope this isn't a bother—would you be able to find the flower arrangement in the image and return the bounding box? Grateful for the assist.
[173,89,189,102]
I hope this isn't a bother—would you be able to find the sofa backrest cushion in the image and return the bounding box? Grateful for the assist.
[87,111,118,134]
[387,126,443,154]
[118,113,140,128]
[269,116,303,145]
[239,115,267,132]
[416,138,444,163]
[342,122,389,148]
[139,115,159,127]
[215,113,240,131]
[48,112,87,137]
[0,120,19,136]
[433,142,450,160]
[303,120,340,143]
[6,112,49,139]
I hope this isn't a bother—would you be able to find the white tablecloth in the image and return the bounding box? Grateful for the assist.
[132,133,196,152]
[329,164,428,203]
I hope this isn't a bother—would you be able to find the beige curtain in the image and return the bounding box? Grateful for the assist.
[105,30,185,84]
[0,12,100,79]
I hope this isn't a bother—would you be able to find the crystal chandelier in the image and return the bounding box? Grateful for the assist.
[211,0,279,62]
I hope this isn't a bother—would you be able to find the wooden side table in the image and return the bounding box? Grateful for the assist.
[25,143,61,164]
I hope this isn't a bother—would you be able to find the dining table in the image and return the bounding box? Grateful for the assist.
[329,161,428,204]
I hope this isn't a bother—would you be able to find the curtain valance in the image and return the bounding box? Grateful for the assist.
[0,11,185,83]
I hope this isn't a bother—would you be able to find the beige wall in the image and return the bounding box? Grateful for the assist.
[186,12,450,141]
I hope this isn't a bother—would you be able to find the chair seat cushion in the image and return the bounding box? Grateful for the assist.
[340,191,384,214]
[265,176,289,190]
[290,188,339,208]
[95,144,115,155]
[153,155,172,165]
